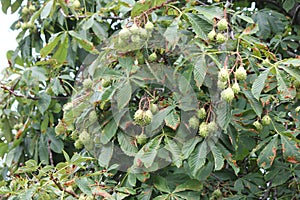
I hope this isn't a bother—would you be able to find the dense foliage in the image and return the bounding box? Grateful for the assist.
[0,0,300,199]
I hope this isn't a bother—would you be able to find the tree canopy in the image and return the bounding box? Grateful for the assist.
[0,0,299,199]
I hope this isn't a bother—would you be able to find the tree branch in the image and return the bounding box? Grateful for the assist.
[0,85,70,100]
[50,174,79,198]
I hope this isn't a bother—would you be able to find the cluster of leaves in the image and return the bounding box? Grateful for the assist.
[0,0,300,199]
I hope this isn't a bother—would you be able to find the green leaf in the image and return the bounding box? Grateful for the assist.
[174,179,203,193]
[153,176,170,193]
[185,13,212,40]
[164,110,180,130]
[218,143,240,175]
[41,0,54,19]
[40,33,62,58]
[47,129,64,153]
[275,68,294,99]
[153,194,170,200]
[18,188,35,199]
[281,134,300,164]
[280,64,300,81]
[283,0,296,12]
[38,92,51,114]
[69,31,99,54]
[117,81,132,110]
[182,137,201,159]
[150,107,173,132]
[243,90,263,117]
[257,136,278,169]
[135,137,161,168]
[188,141,207,176]
[164,137,182,168]
[251,68,270,100]
[0,143,8,157]
[194,6,224,21]
[216,101,232,130]
[193,55,207,88]
[11,0,22,13]
[131,1,151,17]
[100,119,118,144]
[98,142,113,168]
[82,15,95,30]
[163,20,179,47]
[1,0,11,13]
[210,144,224,171]
[52,33,68,64]
[118,131,138,156]
[237,15,254,23]
[76,178,93,196]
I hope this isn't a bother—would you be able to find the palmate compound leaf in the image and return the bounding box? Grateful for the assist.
[257,135,278,169]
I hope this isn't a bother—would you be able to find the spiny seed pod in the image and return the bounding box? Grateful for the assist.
[74,140,83,149]
[197,108,206,119]
[212,189,222,197]
[15,22,21,29]
[79,130,90,143]
[262,115,271,125]
[89,111,98,122]
[217,79,227,89]
[21,22,28,30]
[232,82,240,94]
[221,87,235,102]
[139,28,148,37]
[143,110,153,125]
[71,131,79,140]
[295,106,300,112]
[208,29,216,40]
[136,133,147,145]
[29,5,36,12]
[131,34,141,43]
[55,121,65,135]
[235,66,247,81]
[199,122,209,137]
[102,79,111,88]
[83,79,93,89]
[189,116,200,129]
[63,102,73,111]
[130,24,139,34]
[145,21,154,31]
[134,109,144,125]
[253,120,263,131]
[293,80,300,88]
[149,52,157,62]
[207,121,217,133]
[73,0,81,8]
[217,18,228,31]
[22,7,30,15]
[218,68,229,82]
[150,103,159,114]
[216,33,226,43]
[119,28,130,40]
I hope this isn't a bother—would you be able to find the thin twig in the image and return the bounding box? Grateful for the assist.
[0,85,70,100]
[48,140,54,166]
[51,174,79,198]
